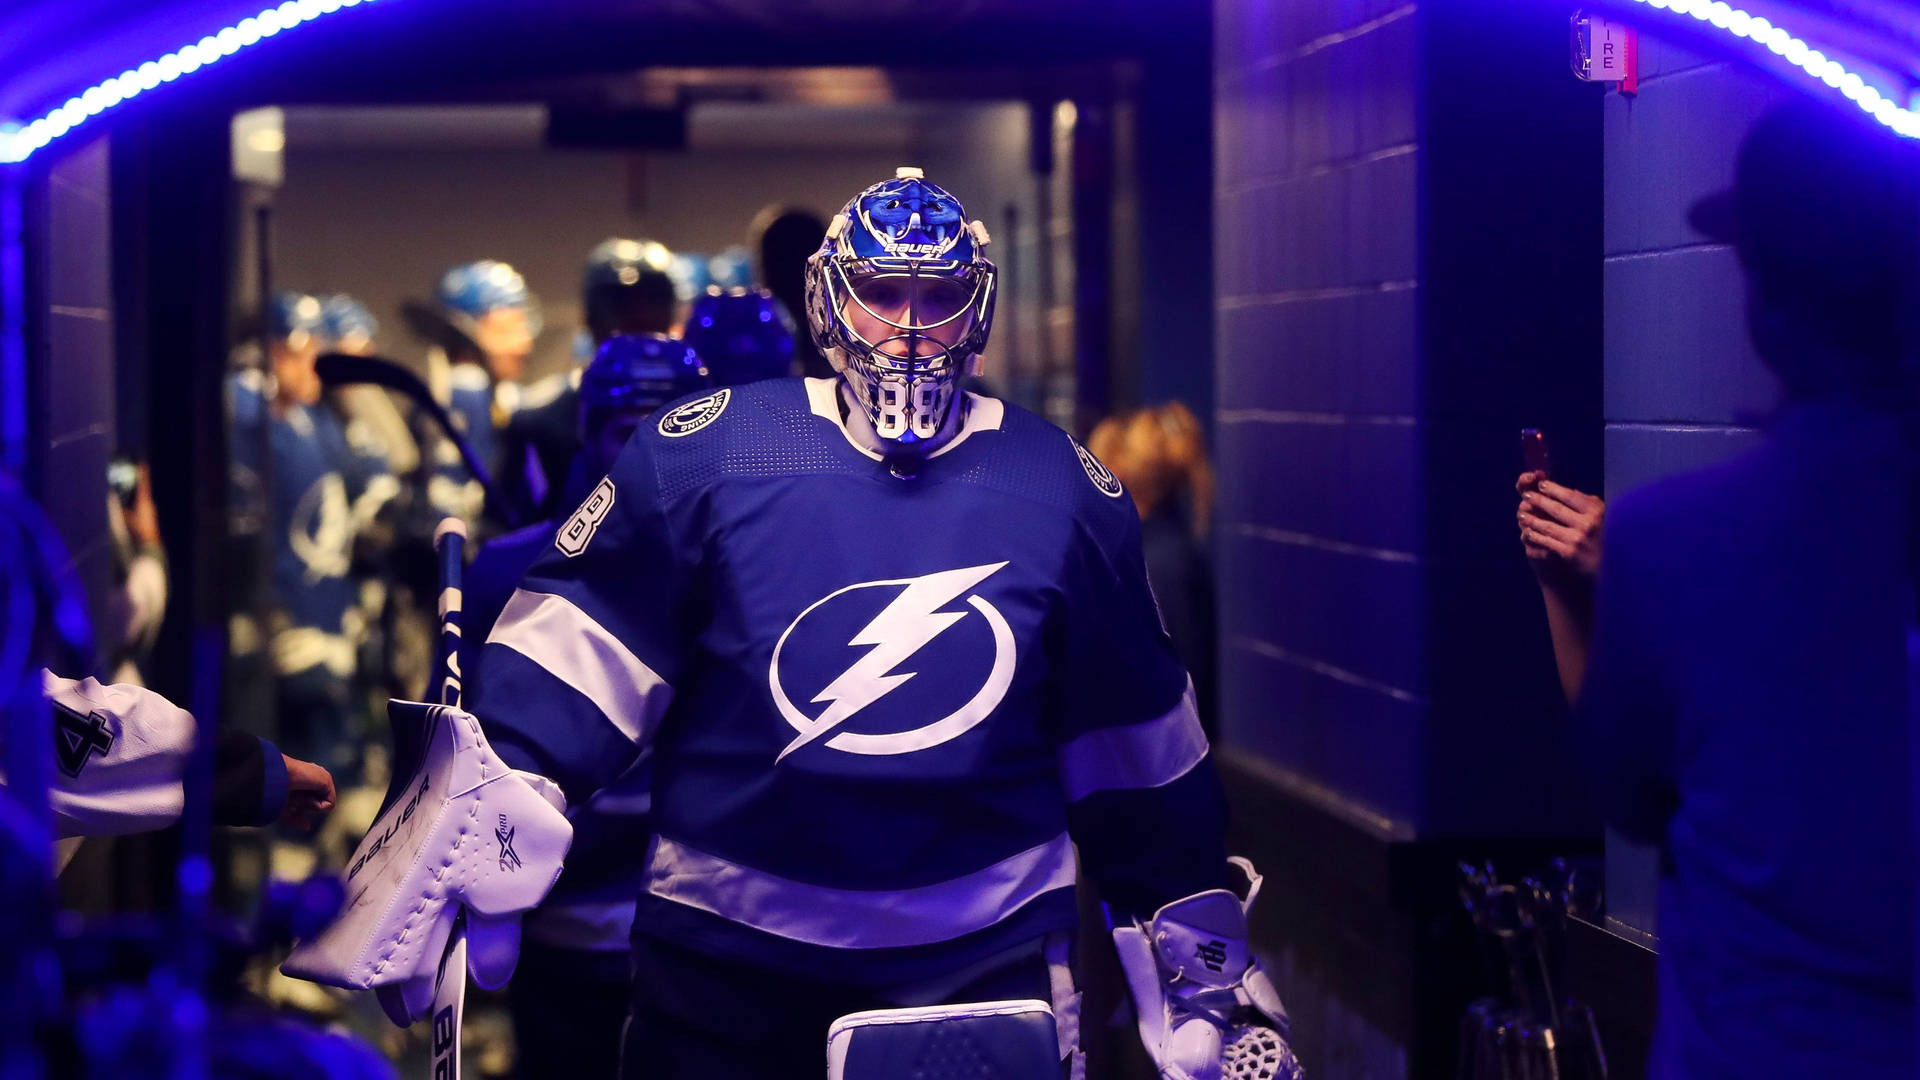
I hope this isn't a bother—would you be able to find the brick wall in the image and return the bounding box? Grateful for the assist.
[1598,33,1785,942]
[1215,0,1426,831]
[1213,3,1604,1071]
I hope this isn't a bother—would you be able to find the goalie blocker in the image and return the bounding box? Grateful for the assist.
[283,700,571,1024]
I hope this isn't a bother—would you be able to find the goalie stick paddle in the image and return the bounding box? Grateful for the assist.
[313,352,513,525]
[426,518,467,1080]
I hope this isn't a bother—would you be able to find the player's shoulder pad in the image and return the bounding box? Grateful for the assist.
[629,378,816,492]
[448,364,493,394]
[472,518,558,577]
[995,401,1134,524]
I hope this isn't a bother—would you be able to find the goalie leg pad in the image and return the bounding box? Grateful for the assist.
[827,1000,1060,1080]
[282,701,570,1018]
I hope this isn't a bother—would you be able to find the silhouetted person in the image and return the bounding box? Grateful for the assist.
[751,205,829,378]
[1578,100,1917,1078]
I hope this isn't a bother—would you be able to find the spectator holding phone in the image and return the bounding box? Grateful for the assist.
[1514,459,1606,704]
[1575,101,1916,1077]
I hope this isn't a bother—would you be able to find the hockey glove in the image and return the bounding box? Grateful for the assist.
[1112,857,1304,1080]
[282,701,571,1023]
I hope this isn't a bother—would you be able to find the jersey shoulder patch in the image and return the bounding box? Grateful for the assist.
[657,388,732,438]
[1070,437,1125,498]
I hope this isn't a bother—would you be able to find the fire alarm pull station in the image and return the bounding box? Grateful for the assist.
[1572,11,1638,94]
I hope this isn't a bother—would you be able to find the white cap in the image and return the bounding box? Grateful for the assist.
[894,166,925,180]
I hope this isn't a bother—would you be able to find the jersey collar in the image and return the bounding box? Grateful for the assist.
[804,377,1003,462]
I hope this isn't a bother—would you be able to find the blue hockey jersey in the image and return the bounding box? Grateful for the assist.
[427,364,500,525]
[499,368,585,523]
[229,392,359,680]
[467,516,657,953]
[472,377,1226,984]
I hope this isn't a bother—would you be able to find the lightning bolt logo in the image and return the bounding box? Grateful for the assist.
[770,562,1015,763]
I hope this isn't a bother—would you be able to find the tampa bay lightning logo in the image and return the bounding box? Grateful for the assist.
[658,388,731,438]
[291,473,353,581]
[1073,439,1124,498]
[858,179,966,260]
[769,562,1015,763]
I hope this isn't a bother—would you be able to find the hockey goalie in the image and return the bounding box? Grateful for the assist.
[286,169,1301,1080]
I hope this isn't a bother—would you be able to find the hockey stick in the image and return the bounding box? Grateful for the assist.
[313,352,506,518]
[426,517,467,1080]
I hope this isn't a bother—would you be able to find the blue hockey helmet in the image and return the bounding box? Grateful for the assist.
[319,294,378,353]
[707,245,754,291]
[804,167,996,447]
[583,237,678,340]
[681,287,796,386]
[437,259,531,320]
[268,291,326,346]
[668,252,711,305]
[580,334,711,421]
[584,237,675,294]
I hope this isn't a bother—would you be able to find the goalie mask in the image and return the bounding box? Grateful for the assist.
[804,168,997,449]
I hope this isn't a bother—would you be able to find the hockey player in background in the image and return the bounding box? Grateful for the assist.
[463,333,710,1080]
[17,670,337,872]
[680,285,798,386]
[290,170,1299,1080]
[501,239,681,522]
[232,293,366,796]
[424,260,538,528]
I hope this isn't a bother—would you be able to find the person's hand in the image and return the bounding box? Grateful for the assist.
[281,755,336,830]
[127,464,162,552]
[1516,473,1605,579]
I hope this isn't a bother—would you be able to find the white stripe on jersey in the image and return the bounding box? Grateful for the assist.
[1055,679,1208,802]
[488,589,673,746]
[646,832,1078,951]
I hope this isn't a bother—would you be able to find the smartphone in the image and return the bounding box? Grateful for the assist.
[1520,429,1551,478]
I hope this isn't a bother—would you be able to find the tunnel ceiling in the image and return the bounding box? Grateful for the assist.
[0,0,1188,131]
[2,0,1914,166]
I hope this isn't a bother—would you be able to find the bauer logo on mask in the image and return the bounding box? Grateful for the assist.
[857,177,967,260]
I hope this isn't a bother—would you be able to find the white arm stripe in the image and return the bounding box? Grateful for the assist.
[648,833,1078,950]
[1057,681,1209,802]
[487,589,672,746]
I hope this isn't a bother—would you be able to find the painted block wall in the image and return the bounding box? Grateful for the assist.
[1599,33,1785,940]
[1215,0,1427,834]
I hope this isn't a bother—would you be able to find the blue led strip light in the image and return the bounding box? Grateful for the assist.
[0,0,381,165]
[1628,0,1920,138]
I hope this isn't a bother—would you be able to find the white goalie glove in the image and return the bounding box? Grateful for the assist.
[1113,858,1304,1080]
[282,701,571,1024]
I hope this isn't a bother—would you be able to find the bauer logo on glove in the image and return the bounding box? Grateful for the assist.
[282,701,571,1019]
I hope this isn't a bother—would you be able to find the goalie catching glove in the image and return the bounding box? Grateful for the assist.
[1113,858,1304,1080]
[282,701,571,1024]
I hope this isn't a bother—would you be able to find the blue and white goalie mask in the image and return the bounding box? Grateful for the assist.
[805,168,997,447]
